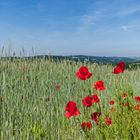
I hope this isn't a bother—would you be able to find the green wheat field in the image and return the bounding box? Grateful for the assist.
[0,57,140,140]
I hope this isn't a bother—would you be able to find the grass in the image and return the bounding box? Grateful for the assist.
[0,57,140,140]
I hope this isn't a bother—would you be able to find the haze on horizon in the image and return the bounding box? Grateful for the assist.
[0,0,140,57]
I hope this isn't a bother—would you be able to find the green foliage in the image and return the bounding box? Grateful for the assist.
[31,123,46,139]
[0,58,140,140]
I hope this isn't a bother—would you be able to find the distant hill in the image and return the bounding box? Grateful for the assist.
[0,55,140,65]
[28,55,140,65]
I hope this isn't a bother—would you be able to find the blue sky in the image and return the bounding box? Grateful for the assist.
[0,0,140,56]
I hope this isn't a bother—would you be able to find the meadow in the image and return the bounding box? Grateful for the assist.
[0,57,140,140]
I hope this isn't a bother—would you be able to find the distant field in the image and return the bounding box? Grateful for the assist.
[0,58,140,140]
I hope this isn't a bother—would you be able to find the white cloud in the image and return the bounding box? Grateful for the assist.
[77,1,140,33]
[121,25,129,31]
[120,25,140,31]
[118,5,140,16]
[77,10,104,32]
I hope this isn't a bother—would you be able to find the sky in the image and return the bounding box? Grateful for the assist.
[0,0,140,57]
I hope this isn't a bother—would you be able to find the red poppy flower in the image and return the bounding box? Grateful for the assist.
[82,96,93,107]
[55,84,60,91]
[117,61,125,69]
[92,93,100,103]
[113,66,123,74]
[117,61,126,69]
[110,107,116,112]
[113,61,125,74]
[109,100,115,105]
[106,116,112,126]
[134,96,140,103]
[91,112,101,124]
[121,102,129,107]
[125,103,129,107]
[81,121,92,131]
[122,93,127,99]
[65,101,80,118]
[134,104,139,111]
[76,66,92,80]
[94,80,106,91]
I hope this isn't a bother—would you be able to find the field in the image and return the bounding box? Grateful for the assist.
[0,57,140,140]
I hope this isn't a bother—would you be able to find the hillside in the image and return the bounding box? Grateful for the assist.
[1,55,140,65]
